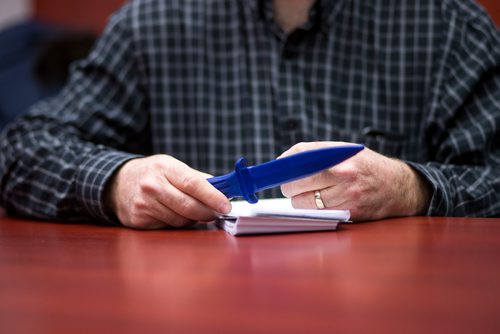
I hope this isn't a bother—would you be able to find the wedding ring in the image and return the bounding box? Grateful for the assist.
[314,190,325,209]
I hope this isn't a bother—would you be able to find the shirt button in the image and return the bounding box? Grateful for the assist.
[282,49,297,59]
[285,119,300,130]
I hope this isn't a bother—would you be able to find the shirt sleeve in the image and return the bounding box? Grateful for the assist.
[0,3,148,224]
[408,3,500,217]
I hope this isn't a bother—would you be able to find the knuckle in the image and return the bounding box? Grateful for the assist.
[284,142,307,156]
[151,155,168,168]
[122,198,155,227]
[351,191,362,203]
[131,201,148,215]
[152,161,164,172]
[128,203,146,222]
[161,192,176,209]
[338,165,359,183]
[126,213,148,229]
[294,142,309,152]
[138,179,158,196]
[181,174,201,193]
[177,196,195,214]
[346,185,362,200]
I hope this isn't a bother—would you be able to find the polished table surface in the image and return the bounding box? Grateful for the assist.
[1,215,500,334]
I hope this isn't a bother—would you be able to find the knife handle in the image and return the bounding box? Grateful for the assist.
[207,158,259,204]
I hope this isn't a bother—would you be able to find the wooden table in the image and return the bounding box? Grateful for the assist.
[1,216,500,334]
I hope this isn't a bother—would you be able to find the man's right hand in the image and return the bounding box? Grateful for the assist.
[105,155,232,229]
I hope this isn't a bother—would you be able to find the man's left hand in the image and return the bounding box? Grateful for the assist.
[279,142,432,221]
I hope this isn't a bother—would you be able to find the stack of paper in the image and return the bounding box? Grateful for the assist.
[217,198,350,235]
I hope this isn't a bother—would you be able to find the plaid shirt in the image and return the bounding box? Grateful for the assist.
[1,0,500,223]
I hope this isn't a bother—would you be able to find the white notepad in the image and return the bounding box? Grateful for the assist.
[217,198,350,235]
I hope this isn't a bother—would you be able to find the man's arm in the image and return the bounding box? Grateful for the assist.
[282,2,500,219]
[105,155,231,229]
[407,2,500,217]
[280,142,433,221]
[0,3,231,228]
[0,4,145,223]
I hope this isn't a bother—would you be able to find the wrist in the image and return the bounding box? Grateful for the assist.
[75,150,141,224]
[400,162,432,216]
[103,157,139,219]
[104,170,120,216]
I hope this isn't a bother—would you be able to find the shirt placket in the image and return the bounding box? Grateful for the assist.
[259,2,320,152]
[274,32,307,151]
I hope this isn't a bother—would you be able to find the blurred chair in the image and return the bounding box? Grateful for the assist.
[0,21,96,129]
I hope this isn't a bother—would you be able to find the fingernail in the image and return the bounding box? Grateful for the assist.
[219,202,232,214]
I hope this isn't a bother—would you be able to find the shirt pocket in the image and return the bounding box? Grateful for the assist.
[321,126,406,159]
[360,126,406,158]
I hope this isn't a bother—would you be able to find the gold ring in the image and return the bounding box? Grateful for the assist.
[314,190,325,209]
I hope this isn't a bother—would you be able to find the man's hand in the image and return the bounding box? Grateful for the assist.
[279,142,432,221]
[105,155,232,229]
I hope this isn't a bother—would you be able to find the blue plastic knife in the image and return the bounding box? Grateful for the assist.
[208,144,364,204]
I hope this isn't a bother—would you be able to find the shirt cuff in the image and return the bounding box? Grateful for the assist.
[405,161,453,217]
[75,149,142,224]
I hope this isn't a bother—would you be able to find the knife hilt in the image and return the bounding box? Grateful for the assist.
[207,158,259,203]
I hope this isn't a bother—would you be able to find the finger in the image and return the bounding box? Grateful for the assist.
[277,142,319,159]
[289,190,317,209]
[144,211,193,229]
[122,191,193,228]
[278,141,353,159]
[140,197,195,227]
[123,213,169,230]
[281,169,337,198]
[167,165,232,214]
[280,143,362,198]
[156,181,221,222]
[290,186,349,210]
